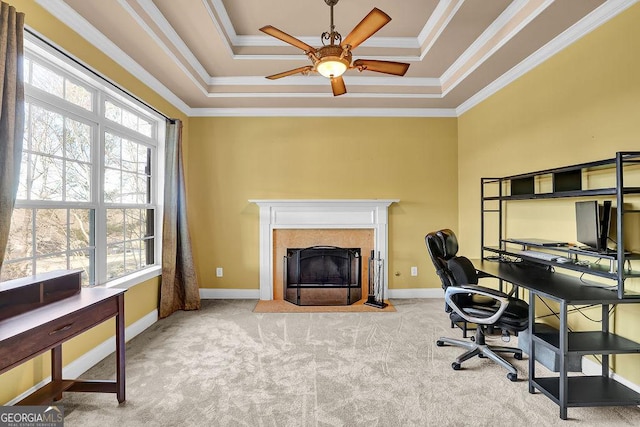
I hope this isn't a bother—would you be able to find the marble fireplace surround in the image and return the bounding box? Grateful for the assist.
[249,200,398,300]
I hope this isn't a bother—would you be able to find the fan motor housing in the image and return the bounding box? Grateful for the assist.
[316,45,351,64]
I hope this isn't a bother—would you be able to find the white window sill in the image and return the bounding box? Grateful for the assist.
[102,265,162,290]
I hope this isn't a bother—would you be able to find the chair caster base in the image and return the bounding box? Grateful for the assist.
[436,340,445,347]
[452,362,461,370]
[514,353,523,360]
[507,373,517,382]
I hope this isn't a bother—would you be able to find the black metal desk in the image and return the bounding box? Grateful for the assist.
[473,259,640,419]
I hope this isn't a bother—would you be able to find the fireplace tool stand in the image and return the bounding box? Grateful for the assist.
[365,250,387,309]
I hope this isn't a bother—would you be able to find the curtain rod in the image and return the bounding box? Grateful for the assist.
[24,27,171,121]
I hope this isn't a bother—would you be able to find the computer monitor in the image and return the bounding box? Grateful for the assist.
[575,200,612,252]
[575,201,600,250]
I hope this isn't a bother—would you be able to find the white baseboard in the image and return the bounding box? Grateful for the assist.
[387,288,444,299]
[199,288,261,299]
[4,309,158,406]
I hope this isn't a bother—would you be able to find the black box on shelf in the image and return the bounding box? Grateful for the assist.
[553,170,582,192]
[511,176,535,196]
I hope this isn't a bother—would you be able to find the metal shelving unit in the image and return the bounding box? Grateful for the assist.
[480,151,640,419]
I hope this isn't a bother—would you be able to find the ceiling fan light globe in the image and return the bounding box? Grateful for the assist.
[317,57,348,78]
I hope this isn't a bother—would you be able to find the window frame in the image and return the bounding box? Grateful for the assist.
[5,34,165,289]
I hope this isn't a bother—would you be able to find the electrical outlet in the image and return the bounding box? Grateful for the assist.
[411,266,418,276]
[216,267,223,277]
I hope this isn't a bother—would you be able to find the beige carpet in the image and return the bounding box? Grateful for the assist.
[253,299,396,313]
[60,299,640,426]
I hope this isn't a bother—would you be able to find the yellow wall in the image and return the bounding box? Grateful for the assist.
[1,1,177,403]
[187,117,458,290]
[458,3,640,383]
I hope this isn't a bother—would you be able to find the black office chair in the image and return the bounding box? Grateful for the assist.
[425,229,529,381]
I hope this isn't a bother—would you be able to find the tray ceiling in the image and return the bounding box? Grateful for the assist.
[36,0,636,116]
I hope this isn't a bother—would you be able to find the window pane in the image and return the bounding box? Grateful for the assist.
[107,251,125,280]
[65,80,93,111]
[137,176,148,204]
[105,100,121,123]
[104,168,121,203]
[104,133,121,169]
[65,118,91,162]
[31,62,63,97]
[30,154,64,201]
[69,209,91,248]
[139,118,152,137]
[32,105,63,157]
[106,209,125,244]
[35,209,67,255]
[36,254,68,274]
[121,109,137,131]
[66,161,91,202]
[5,209,33,260]
[137,145,149,174]
[0,260,32,282]
[121,140,138,172]
[17,154,29,200]
[124,209,141,240]
[121,172,138,203]
[70,250,93,286]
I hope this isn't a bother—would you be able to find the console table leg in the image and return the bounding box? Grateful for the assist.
[116,294,126,403]
[51,345,63,401]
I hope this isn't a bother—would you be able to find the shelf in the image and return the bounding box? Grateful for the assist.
[533,331,640,355]
[483,246,640,279]
[483,188,619,201]
[532,376,640,408]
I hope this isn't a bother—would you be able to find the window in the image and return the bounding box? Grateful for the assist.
[1,37,164,287]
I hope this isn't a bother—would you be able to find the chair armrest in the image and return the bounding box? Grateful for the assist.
[444,285,510,325]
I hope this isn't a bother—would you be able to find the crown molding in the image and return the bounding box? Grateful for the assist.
[189,108,457,118]
[456,0,640,116]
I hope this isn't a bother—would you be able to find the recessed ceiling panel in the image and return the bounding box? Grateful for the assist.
[42,0,631,114]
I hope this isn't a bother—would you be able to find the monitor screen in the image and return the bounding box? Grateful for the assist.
[575,201,600,250]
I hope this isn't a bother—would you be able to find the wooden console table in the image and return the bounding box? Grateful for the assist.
[0,271,126,404]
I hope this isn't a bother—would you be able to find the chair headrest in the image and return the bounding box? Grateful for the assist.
[425,231,445,260]
[436,229,459,260]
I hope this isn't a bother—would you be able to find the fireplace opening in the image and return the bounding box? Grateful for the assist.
[284,246,361,306]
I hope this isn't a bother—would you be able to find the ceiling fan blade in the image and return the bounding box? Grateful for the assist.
[260,25,316,53]
[266,66,314,80]
[341,8,391,50]
[331,76,347,96]
[353,59,410,76]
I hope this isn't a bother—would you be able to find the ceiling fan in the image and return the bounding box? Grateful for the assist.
[259,0,410,96]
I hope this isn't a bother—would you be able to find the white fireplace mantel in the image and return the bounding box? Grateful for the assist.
[249,199,398,300]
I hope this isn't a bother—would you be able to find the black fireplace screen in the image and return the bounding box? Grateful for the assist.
[284,246,361,306]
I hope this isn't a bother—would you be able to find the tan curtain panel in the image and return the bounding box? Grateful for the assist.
[0,2,24,271]
[160,119,200,318]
